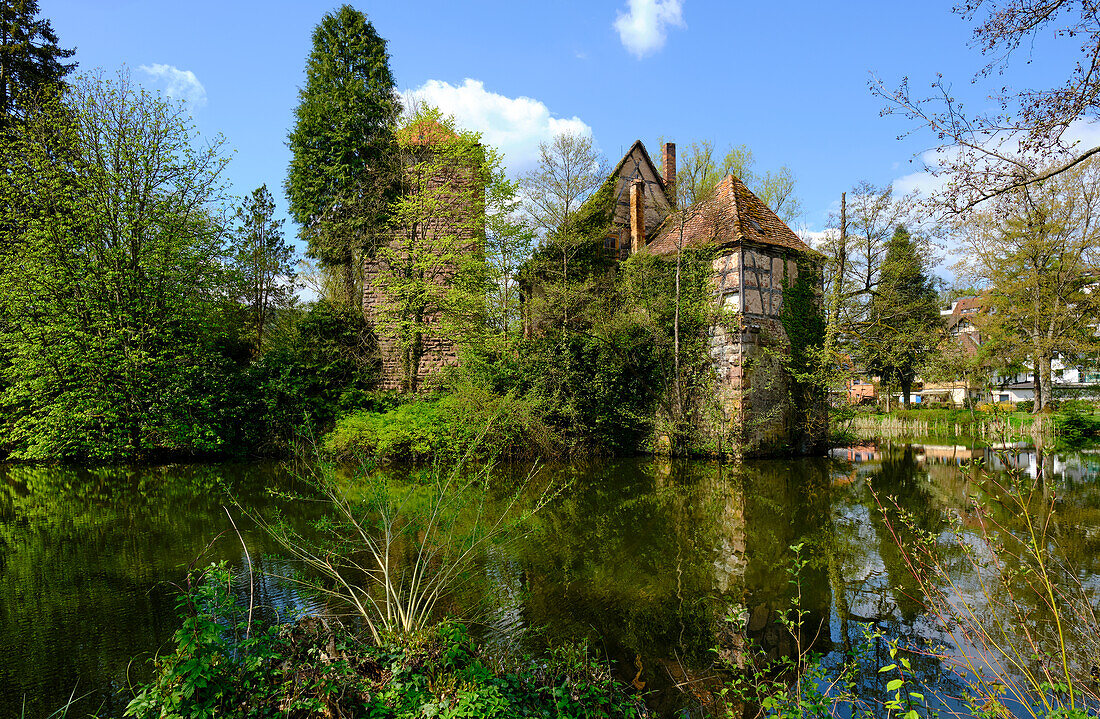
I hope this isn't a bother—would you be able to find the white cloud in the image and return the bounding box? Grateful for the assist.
[893,152,946,199]
[798,228,833,251]
[613,0,685,59]
[137,64,207,107]
[402,78,592,174]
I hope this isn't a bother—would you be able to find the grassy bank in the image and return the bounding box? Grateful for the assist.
[845,404,1100,448]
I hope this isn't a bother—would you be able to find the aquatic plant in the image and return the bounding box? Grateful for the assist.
[254,446,556,643]
[124,566,649,718]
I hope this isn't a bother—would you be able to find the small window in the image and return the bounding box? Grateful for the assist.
[604,233,618,251]
[722,290,740,311]
[999,394,1010,403]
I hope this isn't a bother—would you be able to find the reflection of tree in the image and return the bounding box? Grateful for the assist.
[504,458,835,715]
[0,464,321,719]
[866,446,947,622]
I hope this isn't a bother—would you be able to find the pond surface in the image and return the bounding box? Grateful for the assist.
[3,445,1100,718]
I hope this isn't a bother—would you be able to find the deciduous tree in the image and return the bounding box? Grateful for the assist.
[518,132,608,327]
[0,71,236,459]
[483,170,534,353]
[957,159,1100,412]
[672,140,803,223]
[874,0,1100,212]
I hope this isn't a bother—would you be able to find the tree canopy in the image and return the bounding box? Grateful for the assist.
[957,159,1100,411]
[285,4,401,306]
[0,71,237,459]
[859,226,941,405]
[0,0,75,126]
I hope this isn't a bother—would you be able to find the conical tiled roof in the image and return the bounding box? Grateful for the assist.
[645,174,811,256]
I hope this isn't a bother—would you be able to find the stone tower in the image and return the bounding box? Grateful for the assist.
[362,120,484,392]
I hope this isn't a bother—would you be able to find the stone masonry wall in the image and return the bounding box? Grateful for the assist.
[363,153,481,392]
[706,244,814,454]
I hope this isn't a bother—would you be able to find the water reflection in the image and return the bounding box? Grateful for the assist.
[0,463,325,719]
[4,447,1100,718]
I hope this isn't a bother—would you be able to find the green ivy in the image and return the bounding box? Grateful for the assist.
[778,256,826,450]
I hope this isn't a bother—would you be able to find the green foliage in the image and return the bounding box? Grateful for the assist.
[618,247,717,453]
[859,226,941,405]
[126,562,275,719]
[0,72,244,460]
[1055,408,1100,447]
[779,257,827,450]
[375,107,492,392]
[127,568,649,718]
[0,0,76,125]
[514,325,664,455]
[285,4,400,301]
[230,184,297,354]
[246,301,380,444]
[323,383,557,460]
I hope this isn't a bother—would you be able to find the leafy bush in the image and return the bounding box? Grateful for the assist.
[1056,409,1100,447]
[323,384,558,460]
[515,327,663,455]
[1015,399,1034,413]
[126,568,650,719]
[1060,399,1096,415]
[244,301,382,447]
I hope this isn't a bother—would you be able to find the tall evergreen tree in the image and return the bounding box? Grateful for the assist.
[860,226,941,406]
[0,0,75,125]
[285,5,400,309]
[232,185,297,354]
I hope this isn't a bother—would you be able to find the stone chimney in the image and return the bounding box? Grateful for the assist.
[662,142,676,195]
[630,178,645,253]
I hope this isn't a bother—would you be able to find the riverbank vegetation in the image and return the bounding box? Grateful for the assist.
[844,402,1100,449]
[125,564,649,719]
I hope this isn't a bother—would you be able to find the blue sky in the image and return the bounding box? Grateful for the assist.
[43,0,1090,254]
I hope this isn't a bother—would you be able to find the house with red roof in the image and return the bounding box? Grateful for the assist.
[599,140,827,453]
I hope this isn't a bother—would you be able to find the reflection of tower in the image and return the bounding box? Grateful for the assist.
[656,459,833,664]
[739,460,833,661]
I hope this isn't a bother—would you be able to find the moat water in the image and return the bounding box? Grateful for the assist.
[3,445,1100,718]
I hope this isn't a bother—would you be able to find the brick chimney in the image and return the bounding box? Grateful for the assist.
[630,178,645,253]
[662,142,676,195]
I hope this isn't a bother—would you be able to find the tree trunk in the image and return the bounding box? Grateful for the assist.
[1039,353,1054,412]
[343,247,358,309]
[1032,355,1043,414]
[901,378,911,407]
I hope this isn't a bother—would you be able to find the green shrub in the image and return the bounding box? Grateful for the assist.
[323,385,559,460]
[1016,399,1034,413]
[244,301,382,447]
[1056,409,1100,448]
[127,568,649,719]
